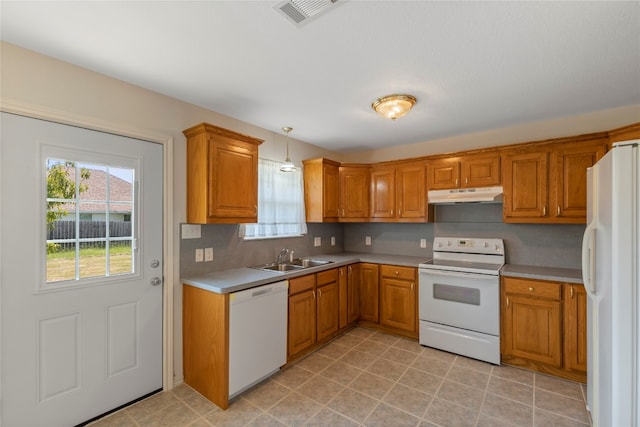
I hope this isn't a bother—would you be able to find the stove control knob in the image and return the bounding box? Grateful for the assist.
[447,240,451,246]
[495,244,500,252]
[483,241,488,248]
[438,242,443,248]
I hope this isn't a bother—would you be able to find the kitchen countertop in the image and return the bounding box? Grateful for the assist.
[181,252,429,294]
[500,264,583,284]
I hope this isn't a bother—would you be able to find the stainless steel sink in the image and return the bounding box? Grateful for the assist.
[250,258,333,272]
[291,258,334,268]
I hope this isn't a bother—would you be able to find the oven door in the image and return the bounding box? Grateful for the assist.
[419,268,499,335]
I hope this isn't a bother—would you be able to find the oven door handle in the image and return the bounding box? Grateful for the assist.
[419,269,497,280]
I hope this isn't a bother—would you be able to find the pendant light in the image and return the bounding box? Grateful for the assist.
[280,126,296,172]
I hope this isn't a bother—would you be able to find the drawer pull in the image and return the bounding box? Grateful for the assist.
[395,271,400,275]
[528,287,534,292]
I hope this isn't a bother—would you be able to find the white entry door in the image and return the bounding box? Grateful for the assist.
[1,113,163,426]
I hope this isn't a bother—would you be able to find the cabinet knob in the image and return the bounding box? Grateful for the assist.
[528,286,534,292]
[395,271,399,275]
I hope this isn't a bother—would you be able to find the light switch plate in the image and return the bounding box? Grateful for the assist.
[314,237,321,247]
[205,247,214,261]
[420,239,427,248]
[331,236,336,246]
[365,236,371,246]
[195,248,204,262]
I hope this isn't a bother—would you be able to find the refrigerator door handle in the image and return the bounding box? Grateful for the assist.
[582,223,597,296]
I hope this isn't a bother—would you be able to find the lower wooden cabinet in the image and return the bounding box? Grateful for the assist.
[316,269,340,342]
[287,268,344,360]
[501,276,586,382]
[359,263,379,323]
[564,283,587,373]
[379,265,417,337]
[287,275,317,359]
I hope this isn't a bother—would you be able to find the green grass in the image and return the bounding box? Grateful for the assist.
[47,245,133,282]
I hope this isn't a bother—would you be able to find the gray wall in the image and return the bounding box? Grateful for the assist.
[344,204,585,269]
[180,223,344,277]
[181,203,585,277]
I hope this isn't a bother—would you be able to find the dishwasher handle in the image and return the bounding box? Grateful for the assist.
[230,280,289,305]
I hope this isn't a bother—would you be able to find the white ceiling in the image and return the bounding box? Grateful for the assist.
[1,1,639,153]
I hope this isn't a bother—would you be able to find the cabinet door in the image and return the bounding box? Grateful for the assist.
[288,290,317,358]
[380,277,416,333]
[317,282,340,342]
[503,151,549,221]
[339,166,370,220]
[503,294,562,367]
[323,163,340,219]
[426,158,460,190]
[462,154,501,188]
[208,136,259,221]
[552,141,606,220]
[338,267,348,329]
[397,162,426,220]
[347,264,361,324]
[563,284,587,373]
[359,263,379,322]
[370,166,396,219]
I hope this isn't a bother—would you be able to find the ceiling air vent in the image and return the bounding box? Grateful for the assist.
[274,0,340,27]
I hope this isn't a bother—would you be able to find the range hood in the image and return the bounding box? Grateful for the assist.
[428,186,503,204]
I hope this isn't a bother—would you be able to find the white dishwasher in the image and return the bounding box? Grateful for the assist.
[229,280,288,398]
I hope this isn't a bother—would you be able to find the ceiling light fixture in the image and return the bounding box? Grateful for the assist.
[280,126,296,172]
[372,94,417,121]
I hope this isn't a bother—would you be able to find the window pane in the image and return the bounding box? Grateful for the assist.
[46,242,76,283]
[79,243,106,279]
[109,241,133,275]
[79,164,105,201]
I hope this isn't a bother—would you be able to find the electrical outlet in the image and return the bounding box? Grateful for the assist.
[314,237,321,247]
[365,236,371,246]
[205,247,214,261]
[195,248,204,262]
[420,239,427,248]
[331,236,336,246]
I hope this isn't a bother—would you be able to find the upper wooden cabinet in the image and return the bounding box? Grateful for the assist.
[339,165,370,222]
[427,153,501,190]
[371,161,429,222]
[302,158,340,223]
[184,123,263,224]
[503,137,607,223]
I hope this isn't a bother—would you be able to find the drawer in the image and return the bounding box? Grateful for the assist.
[503,277,561,300]
[317,268,338,286]
[289,274,316,295]
[380,265,416,281]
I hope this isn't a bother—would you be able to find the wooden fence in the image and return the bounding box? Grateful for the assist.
[48,221,132,249]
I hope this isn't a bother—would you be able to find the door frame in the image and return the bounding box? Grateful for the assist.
[0,100,175,395]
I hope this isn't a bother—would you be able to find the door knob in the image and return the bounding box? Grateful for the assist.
[150,277,162,286]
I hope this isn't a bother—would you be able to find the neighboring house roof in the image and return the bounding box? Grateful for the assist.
[54,167,133,214]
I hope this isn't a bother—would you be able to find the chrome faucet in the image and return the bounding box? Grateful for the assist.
[277,248,291,264]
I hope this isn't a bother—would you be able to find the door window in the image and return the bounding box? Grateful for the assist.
[46,159,135,285]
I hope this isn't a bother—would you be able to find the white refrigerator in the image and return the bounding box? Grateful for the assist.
[582,140,640,427]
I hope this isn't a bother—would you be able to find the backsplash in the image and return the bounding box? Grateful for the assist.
[180,204,585,278]
[344,204,585,269]
[180,223,344,277]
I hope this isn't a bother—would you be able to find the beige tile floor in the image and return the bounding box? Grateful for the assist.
[90,327,591,427]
